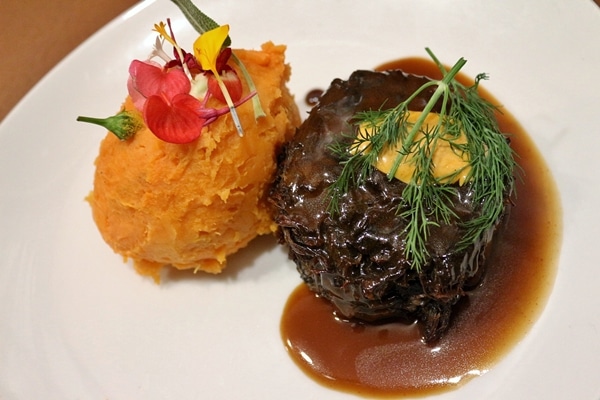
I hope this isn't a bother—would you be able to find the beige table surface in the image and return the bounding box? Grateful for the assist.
[1,0,599,123]
[0,0,139,122]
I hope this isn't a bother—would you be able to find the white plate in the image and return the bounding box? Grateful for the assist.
[1,0,599,399]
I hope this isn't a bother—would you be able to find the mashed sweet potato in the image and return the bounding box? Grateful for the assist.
[88,42,300,281]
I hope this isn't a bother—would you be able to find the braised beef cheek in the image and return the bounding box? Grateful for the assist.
[270,70,511,342]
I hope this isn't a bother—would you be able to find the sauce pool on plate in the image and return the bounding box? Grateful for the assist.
[281,57,562,398]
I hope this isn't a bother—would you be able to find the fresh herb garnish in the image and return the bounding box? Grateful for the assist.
[328,48,517,271]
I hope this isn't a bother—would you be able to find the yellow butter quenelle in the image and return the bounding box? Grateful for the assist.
[355,111,471,185]
[88,43,300,281]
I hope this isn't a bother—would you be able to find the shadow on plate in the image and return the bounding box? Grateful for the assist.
[159,233,290,284]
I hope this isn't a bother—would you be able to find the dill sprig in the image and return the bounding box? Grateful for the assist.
[328,48,517,271]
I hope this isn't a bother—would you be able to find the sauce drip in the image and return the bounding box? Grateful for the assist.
[281,57,562,397]
[305,88,324,106]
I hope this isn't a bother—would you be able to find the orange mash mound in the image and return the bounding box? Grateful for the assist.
[88,42,300,281]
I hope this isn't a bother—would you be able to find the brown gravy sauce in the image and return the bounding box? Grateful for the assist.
[282,57,562,397]
[304,88,324,106]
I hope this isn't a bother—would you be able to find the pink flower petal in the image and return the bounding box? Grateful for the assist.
[127,76,147,111]
[207,68,243,103]
[143,93,206,144]
[129,60,190,100]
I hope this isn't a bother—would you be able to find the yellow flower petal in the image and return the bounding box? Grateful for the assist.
[193,25,230,73]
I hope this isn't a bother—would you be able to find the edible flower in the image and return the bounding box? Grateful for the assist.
[78,3,261,144]
[76,111,143,141]
[195,25,245,136]
[127,60,191,111]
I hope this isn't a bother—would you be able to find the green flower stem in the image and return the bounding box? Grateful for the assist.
[387,57,467,180]
[231,53,266,120]
[77,112,142,140]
